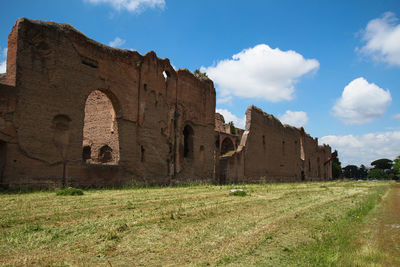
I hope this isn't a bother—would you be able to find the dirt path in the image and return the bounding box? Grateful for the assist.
[377,183,400,265]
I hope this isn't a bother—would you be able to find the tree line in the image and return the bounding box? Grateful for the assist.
[331,151,400,180]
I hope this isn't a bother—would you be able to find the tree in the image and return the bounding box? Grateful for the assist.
[367,168,388,180]
[193,69,208,79]
[228,121,237,135]
[371,158,393,170]
[331,150,342,179]
[359,164,368,179]
[393,155,400,177]
[343,165,359,179]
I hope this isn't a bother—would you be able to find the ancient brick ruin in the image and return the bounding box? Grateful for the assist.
[215,107,332,183]
[0,18,332,188]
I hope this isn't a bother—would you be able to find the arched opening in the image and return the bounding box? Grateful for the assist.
[99,145,113,163]
[183,125,194,159]
[140,145,145,163]
[162,70,171,82]
[221,138,235,155]
[215,135,220,150]
[83,90,119,164]
[82,146,91,162]
[199,145,205,162]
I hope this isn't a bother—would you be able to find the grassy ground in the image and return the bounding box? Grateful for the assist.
[0,181,394,266]
[335,182,400,266]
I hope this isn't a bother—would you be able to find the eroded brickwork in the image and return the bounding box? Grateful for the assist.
[0,18,331,188]
[0,18,215,187]
[215,106,332,183]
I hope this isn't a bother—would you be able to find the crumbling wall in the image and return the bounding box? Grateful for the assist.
[220,106,332,183]
[302,135,332,181]
[0,18,331,188]
[215,113,225,132]
[241,106,302,181]
[318,144,332,180]
[174,70,215,183]
[0,18,215,187]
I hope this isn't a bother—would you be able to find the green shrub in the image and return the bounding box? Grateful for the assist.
[229,189,247,196]
[56,188,84,196]
[367,168,388,180]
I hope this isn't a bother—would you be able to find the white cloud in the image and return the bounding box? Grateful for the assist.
[279,110,309,127]
[108,37,126,48]
[393,114,400,120]
[0,48,7,74]
[321,131,400,167]
[0,61,5,74]
[201,44,319,102]
[216,95,232,105]
[216,108,245,129]
[85,0,165,13]
[359,12,400,67]
[332,77,391,125]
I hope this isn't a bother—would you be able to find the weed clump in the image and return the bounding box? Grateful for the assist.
[229,189,247,196]
[56,187,84,196]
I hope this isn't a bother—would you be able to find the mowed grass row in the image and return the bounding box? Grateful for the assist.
[0,181,391,266]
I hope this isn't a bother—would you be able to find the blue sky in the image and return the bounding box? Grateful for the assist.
[1,0,400,167]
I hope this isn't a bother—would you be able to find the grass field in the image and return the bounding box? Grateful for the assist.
[0,181,396,266]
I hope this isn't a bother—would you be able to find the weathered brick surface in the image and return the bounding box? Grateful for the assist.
[217,106,332,183]
[0,18,331,188]
[0,18,215,187]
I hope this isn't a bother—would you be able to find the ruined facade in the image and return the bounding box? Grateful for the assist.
[0,18,331,188]
[215,107,332,183]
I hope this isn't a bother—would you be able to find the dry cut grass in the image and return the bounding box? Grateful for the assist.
[0,181,392,266]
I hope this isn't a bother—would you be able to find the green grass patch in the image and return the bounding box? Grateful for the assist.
[229,189,247,196]
[55,188,84,196]
[289,184,388,266]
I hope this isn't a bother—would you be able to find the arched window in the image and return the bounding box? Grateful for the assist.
[199,145,205,162]
[82,146,91,162]
[83,90,119,164]
[99,145,113,163]
[221,138,235,155]
[183,125,194,159]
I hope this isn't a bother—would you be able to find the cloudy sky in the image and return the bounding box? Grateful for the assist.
[1,0,399,167]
